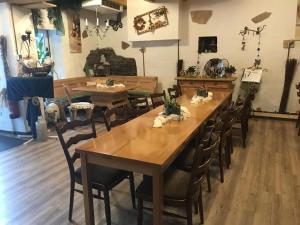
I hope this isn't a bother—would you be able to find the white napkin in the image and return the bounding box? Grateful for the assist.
[96,83,125,88]
[191,92,213,104]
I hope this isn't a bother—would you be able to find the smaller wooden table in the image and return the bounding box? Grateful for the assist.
[72,84,138,108]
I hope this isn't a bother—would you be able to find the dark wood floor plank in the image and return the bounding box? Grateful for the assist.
[0,119,300,225]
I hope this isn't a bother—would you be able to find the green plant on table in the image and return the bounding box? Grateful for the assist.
[164,98,181,116]
[106,79,114,86]
[197,88,208,97]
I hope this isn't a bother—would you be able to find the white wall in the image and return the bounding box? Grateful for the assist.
[101,0,300,113]
[48,9,98,79]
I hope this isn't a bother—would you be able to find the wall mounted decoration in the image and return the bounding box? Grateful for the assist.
[133,6,169,35]
[121,41,130,50]
[84,48,137,76]
[198,36,217,53]
[0,35,10,78]
[251,11,271,23]
[239,25,266,68]
[190,10,212,24]
[67,10,82,53]
[296,0,300,38]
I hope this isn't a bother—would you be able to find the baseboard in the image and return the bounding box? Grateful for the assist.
[253,111,298,120]
[0,130,31,136]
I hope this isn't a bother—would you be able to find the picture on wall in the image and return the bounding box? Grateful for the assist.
[295,0,300,38]
[67,10,82,53]
[133,6,169,35]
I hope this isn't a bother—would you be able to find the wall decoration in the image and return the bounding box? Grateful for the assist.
[32,8,65,36]
[296,0,300,38]
[198,36,217,53]
[239,25,266,68]
[190,10,212,24]
[133,6,169,35]
[67,10,82,53]
[84,48,137,76]
[0,35,10,78]
[121,41,130,50]
[251,11,271,24]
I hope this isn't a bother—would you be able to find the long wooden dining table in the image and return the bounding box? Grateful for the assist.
[75,90,232,225]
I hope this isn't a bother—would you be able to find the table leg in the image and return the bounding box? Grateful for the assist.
[152,169,163,225]
[81,153,95,225]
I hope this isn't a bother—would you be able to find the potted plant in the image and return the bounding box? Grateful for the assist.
[106,79,114,86]
[185,66,197,77]
[196,88,208,97]
[225,65,236,77]
[164,98,181,116]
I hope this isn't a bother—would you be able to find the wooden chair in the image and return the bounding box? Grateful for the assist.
[136,134,220,225]
[167,84,182,99]
[129,96,150,117]
[102,104,132,131]
[150,90,167,108]
[63,84,94,121]
[232,92,254,147]
[173,121,216,191]
[56,118,136,224]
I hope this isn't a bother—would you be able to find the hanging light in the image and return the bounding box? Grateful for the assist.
[82,7,110,40]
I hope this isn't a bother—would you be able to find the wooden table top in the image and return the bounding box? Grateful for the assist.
[72,84,139,94]
[76,91,231,169]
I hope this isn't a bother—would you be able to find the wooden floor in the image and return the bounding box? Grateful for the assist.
[0,119,299,225]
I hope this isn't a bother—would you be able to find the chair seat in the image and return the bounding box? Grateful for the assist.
[136,168,191,201]
[70,102,94,110]
[75,164,128,186]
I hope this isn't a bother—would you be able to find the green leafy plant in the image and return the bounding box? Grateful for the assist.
[225,65,236,74]
[186,66,196,74]
[197,88,208,97]
[36,34,46,64]
[164,98,181,116]
[106,79,114,86]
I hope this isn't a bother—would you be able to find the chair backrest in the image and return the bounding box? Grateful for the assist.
[168,85,182,99]
[56,118,96,179]
[296,82,300,90]
[129,96,150,117]
[150,90,166,108]
[63,84,73,104]
[173,84,182,96]
[102,105,130,131]
[187,133,220,200]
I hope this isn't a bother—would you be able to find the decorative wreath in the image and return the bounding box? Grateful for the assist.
[133,17,146,31]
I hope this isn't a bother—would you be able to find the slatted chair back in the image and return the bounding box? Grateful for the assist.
[56,118,96,179]
[173,84,182,96]
[150,90,167,108]
[102,105,131,131]
[187,133,220,200]
[63,84,73,104]
[129,96,150,117]
[167,87,179,99]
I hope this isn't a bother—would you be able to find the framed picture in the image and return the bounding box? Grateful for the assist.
[67,10,82,53]
[133,6,169,35]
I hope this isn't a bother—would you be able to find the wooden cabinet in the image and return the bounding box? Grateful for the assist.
[176,76,237,94]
